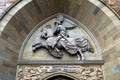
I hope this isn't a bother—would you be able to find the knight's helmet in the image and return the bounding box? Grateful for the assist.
[55,15,64,25]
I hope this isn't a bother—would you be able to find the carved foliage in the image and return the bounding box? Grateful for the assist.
[17,65,104,80]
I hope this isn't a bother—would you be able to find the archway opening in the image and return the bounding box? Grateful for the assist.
[45,75,75,80]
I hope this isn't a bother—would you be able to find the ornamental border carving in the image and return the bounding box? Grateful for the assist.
[16,65,104,80]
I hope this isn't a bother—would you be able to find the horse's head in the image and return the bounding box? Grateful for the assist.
[55,15,64,25]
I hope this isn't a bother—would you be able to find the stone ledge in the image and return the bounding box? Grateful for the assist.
[17,60,104,65]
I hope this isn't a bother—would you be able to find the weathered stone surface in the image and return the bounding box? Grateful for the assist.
[0,65,9,74]
[0,52,11,61]
[112,64,120,74]
[16,11,28,24]
[10,57,18,66]
[0,72,15,80]
[102,47,116,56]
[103,27,118,40]
[32,0,42,13]
[2,60,16,68]
[72,4,80,18]
[111,73,120,80]
[9,68,16,76]
[97,19,111,32]
[1,0,120,80]
[93,6,101,15]
[113,32,120,40]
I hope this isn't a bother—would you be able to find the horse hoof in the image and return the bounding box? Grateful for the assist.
[81,57,85,61]
[32,47,36,53]
[78,58,81,61]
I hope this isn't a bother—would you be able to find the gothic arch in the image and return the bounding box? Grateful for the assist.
[42,72,78,80]
[0,0,120,80]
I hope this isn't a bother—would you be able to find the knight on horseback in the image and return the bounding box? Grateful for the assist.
[32,15,94,60]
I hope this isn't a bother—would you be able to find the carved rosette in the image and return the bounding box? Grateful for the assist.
[16,65,104,80]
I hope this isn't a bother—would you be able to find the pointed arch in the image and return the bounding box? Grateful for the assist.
[42,72,78,80]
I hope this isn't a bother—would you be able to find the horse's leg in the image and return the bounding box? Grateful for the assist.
[32,42,46,52]
[81,53,85,61]
[77,48,85,61]
[76,53,81,61]
[54,47,63,56]
[48,47,63,58]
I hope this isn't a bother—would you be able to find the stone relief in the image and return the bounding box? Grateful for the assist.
[16,14,104,80]
[32,15,94,60]
[17,65,104,80]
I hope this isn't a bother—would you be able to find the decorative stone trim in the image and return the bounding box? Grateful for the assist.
[16,65,104,80]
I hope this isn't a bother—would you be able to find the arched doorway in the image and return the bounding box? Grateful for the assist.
[46,75,74,80]
[16,14,104,80]
[42,73,78,80]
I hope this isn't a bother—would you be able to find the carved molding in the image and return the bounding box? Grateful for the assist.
[16,65,104,80]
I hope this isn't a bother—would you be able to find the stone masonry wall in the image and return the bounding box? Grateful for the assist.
[0,0,120,80]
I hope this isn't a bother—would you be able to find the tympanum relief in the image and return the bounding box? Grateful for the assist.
[32,15,94,60]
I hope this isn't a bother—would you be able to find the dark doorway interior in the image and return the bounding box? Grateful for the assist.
[46,75,75,80]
